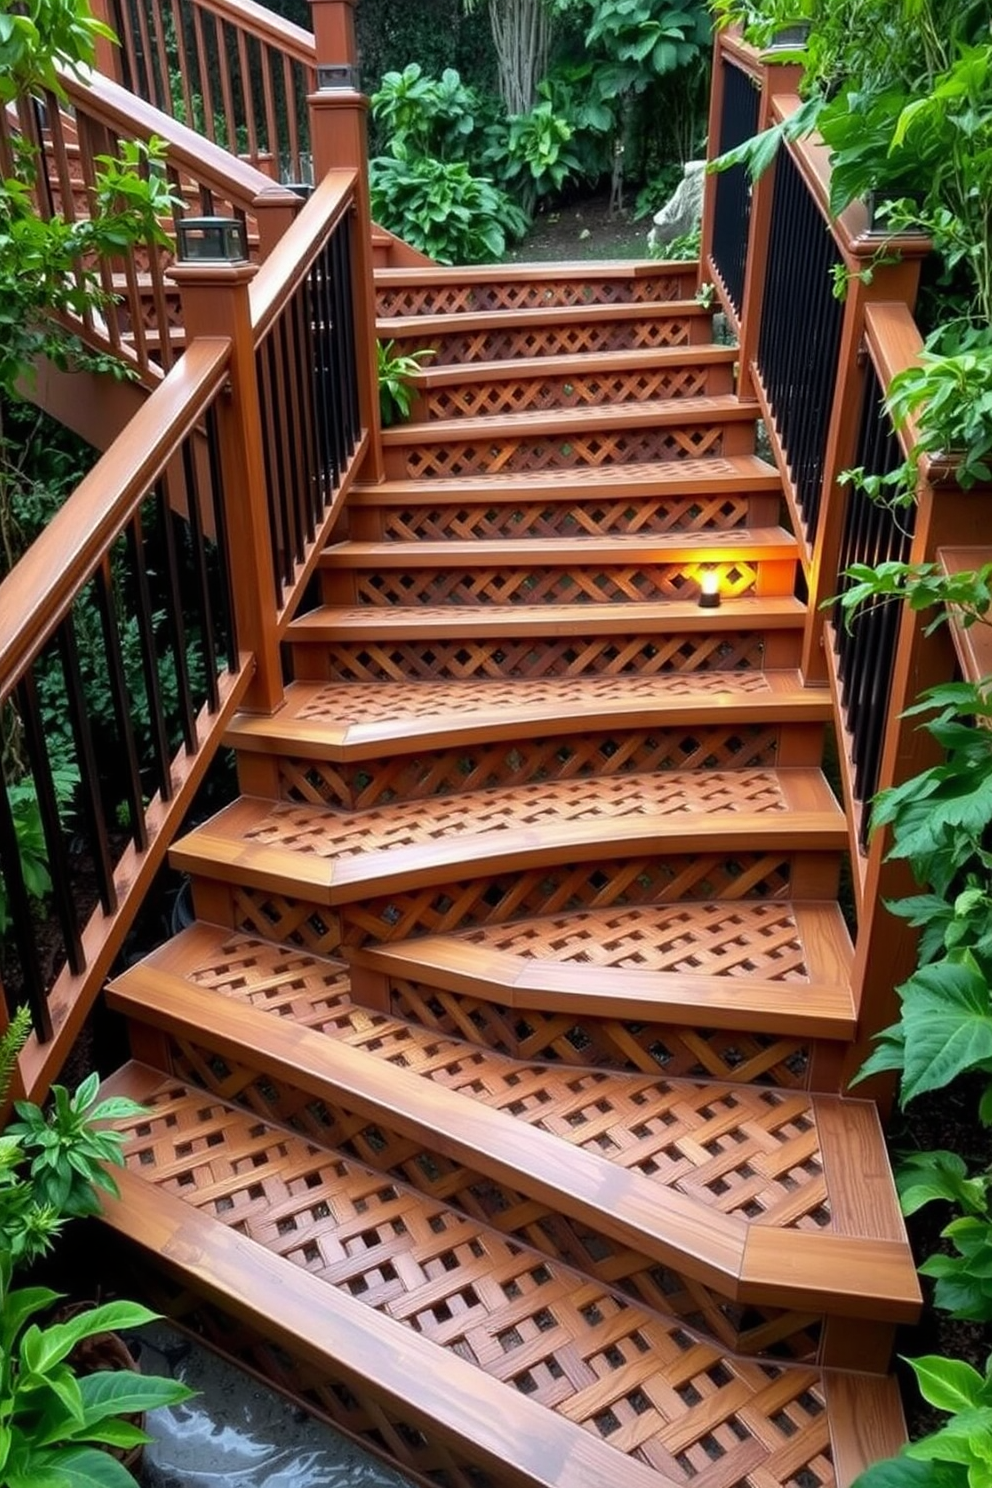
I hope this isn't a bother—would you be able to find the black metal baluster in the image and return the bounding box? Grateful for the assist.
[15,670,84,976]
[93,563,148,851]
[0,767,51,1038]
[56,616,117,915]
[125,514,172,802]
[205,406,239,671]
[155,480,197,754]
[711,61,760,317]
[181,439,221,711]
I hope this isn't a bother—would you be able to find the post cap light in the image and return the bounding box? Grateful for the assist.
[698,569,721,608]
[176,217,248,264]
[317,63,361,91]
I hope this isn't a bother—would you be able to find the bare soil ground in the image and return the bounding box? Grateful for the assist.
[504,191,655,262]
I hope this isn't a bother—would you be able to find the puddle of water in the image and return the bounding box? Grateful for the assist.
[133,1323,415,1488]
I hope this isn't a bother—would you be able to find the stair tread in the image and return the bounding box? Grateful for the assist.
[375,259,696,284]
[321,527,798,567]
[289,596,807,640]
[104,963,918,1321]
[412,344,737,388]
[171,768,846,903]
[381,394,753,444]
[378,299,710,338]
[353,899,856,1037]
[350,454,781,502]
[100,1062,909,1487]
[225,671,831,760]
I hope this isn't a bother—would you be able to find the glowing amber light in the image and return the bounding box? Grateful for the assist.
[698,569,721,608]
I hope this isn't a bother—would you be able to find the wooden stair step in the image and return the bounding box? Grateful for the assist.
[352,900,856,1039]
[170,768,847,905]
[375,259,700,317]
[105,965,919,1328]
[98,1062,909,1487]
[321,528,799,567]
[378,302,708,341]
[349,454,781,505]
[380,395,755,447]
[409,347,737,419]
[289,596,807,641]
[225,671,831,761]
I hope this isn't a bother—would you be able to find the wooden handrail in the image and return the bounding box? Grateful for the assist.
[0,339,230,701]
[249,167,356,342]
[60,66,276,211]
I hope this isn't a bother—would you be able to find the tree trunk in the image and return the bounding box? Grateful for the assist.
[487,0,553,116]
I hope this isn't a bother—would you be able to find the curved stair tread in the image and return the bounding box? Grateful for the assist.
[381,394,754,445]
[321,527,799,567]
[99,1064,905,1488]
[349,454,781,502]
[289,597,807,641]
[108,925,918,1322]
[170,768,846,903]
[351,900,856,1039]
[225,671,832,760]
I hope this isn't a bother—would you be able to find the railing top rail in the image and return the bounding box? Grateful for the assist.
[60,66,277,210]
[863,300,927,465]
[770,93,932,266]
[0,338,231,699]
[249,167,357,343]
[715,28,768,81]
[185,0,317,68]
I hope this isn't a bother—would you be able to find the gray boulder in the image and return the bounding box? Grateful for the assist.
[648,160,706,249]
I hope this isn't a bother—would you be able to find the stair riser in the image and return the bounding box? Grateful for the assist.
[375,267,700,317]
[384,418,754,481]
[386,312,714,366]
[189,850,843,961]
[290,628,804,684]
[410,358,735,421]
[347,489,781,542]
[363,968,849,1095]
[235,721,825,809]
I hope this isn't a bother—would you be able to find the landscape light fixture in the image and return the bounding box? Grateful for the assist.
[698,569,721,608]
[176,217,248,264]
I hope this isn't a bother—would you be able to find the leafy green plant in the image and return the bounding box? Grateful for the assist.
[496,99,583,214]
[0,1253,194,1488]
[371,63,488,161]
[369,153,528,264]
[377,340,433,427]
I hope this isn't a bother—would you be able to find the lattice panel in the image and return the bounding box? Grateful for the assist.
[184,935,825,1226]
[409,318,696,366]
[400,425,726,479]
[379,492,753,541]
[392,981,810,1088]
[465,902,809,979]
[352,560,759,608]
[423,364,714,419]
[375,273,693,316]
[241,770,789,862]
[278,726,781,810]
[313,632,769,684]
[143,1059,821,1369]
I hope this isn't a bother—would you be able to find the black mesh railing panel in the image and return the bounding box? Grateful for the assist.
[757,149,845,543]
[834,359,916,843]
[710,60,760,319]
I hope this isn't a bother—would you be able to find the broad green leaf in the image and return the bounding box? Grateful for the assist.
[8,1444,140,1488]
[77,1369,194,1420]
[907,1356,987,1412]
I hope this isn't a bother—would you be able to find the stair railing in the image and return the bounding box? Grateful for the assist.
[93,0,318,184]
[0,169,365,1102]
[701,29,992,1082]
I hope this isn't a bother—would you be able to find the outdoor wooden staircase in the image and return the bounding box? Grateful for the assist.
[87,262,920,1488]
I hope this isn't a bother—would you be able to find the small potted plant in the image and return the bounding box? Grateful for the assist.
[0,1009,194,1486]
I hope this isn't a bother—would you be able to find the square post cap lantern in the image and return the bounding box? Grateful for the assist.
[176,217,249,264]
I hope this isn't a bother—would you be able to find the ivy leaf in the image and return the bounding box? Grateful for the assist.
[906,1357,988,1413]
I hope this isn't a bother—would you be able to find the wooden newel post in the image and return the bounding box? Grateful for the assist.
[86,0,122,81]
[307,0,384,484]
[253,185,305,260]
[168,259,284,716]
